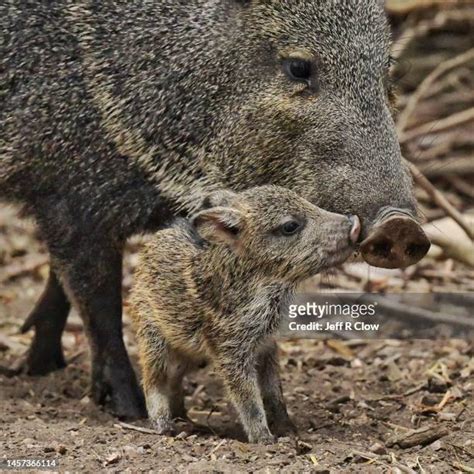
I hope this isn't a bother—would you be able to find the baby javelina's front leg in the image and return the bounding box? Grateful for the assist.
[130,185,360,444]
[211,340,295,443]
[211,345,275,444]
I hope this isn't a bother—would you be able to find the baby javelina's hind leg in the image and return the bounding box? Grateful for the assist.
[137,325,187,434]
[257,340,297,437]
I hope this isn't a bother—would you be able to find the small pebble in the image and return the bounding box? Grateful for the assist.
[175,431,188,439]
[427,377,448,393]
[57,445,67,455]
[296,441,312,454]
[438,412,457,422]
[429,439,443,451]
[369,442,387,455]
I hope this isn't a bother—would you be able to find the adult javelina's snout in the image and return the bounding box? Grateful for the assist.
[289,104,431,268]
[207,1,429,268]
[360,208,430,269]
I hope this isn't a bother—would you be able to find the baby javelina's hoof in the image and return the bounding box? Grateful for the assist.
[249,430,277,445]
[152,416,176,436]
[130,185,359,444]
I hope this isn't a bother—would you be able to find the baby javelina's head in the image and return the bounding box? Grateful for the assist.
[192,185,360,283]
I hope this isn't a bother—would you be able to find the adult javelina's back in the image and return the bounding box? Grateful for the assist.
[0,0,430,418]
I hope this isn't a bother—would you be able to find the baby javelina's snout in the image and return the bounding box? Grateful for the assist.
[130,185,359,444]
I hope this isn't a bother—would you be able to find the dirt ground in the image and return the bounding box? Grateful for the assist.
[1,205,473,473]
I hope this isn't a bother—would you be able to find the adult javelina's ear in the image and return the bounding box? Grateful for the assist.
[199,189,239,210]
[191,207,244,247]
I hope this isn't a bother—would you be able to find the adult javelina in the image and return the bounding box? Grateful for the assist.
[0,0,430,418]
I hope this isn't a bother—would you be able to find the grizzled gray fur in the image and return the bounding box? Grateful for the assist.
[0,0,429,418]
[130,185,360,443]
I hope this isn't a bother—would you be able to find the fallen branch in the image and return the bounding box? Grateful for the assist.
[386,425,449,449]
[417,157,474,178]
[426,231,474,267]
[397,48,474,135]
[400,107,474,143]
[387,0,471,16]
[208,439,226,456]
[326,394,351,412]
[446,176,474,200]
[0,255,48,283]
[369,382,426,402]
[437,390,454,411]
[415,130,474,161]
[452,461,474,473]
[369,293,474,328]
[391,10,474,61]
[422,75,474,102]
[406,160,474,240]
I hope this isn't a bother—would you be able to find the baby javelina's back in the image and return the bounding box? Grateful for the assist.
[130,185,360,444]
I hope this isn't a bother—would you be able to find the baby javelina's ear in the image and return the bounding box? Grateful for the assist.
[191,206,245,248]
[199,189,239,210]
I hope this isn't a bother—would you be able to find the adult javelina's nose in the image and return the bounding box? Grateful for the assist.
[360,208,431,269]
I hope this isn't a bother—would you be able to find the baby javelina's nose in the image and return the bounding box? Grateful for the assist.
[348,215,361,244]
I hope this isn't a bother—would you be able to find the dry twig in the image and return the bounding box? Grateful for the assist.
[418,157,474,178]
[425,231,474,267]
[386,425,449,449]
[115,421,159,435]
[397,48,474,135]
[387,0,472,16]
[452,461,474,473]
[400,107,474,143]
[407,160,474,240]
[391,9,474,61]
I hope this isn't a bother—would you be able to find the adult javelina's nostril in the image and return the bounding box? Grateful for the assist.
[360,212,430,269]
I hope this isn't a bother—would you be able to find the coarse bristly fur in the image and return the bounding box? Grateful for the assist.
[130,185,357,443]
[0,0,423,418]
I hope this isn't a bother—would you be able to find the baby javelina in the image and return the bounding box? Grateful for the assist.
[130,185,360,444]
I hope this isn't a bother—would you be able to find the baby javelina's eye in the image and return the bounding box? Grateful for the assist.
[283,58,312,84]
[278,217,305,237]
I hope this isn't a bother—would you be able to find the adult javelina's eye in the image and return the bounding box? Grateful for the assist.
[279,219,305,236]
[283,59,312,83]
